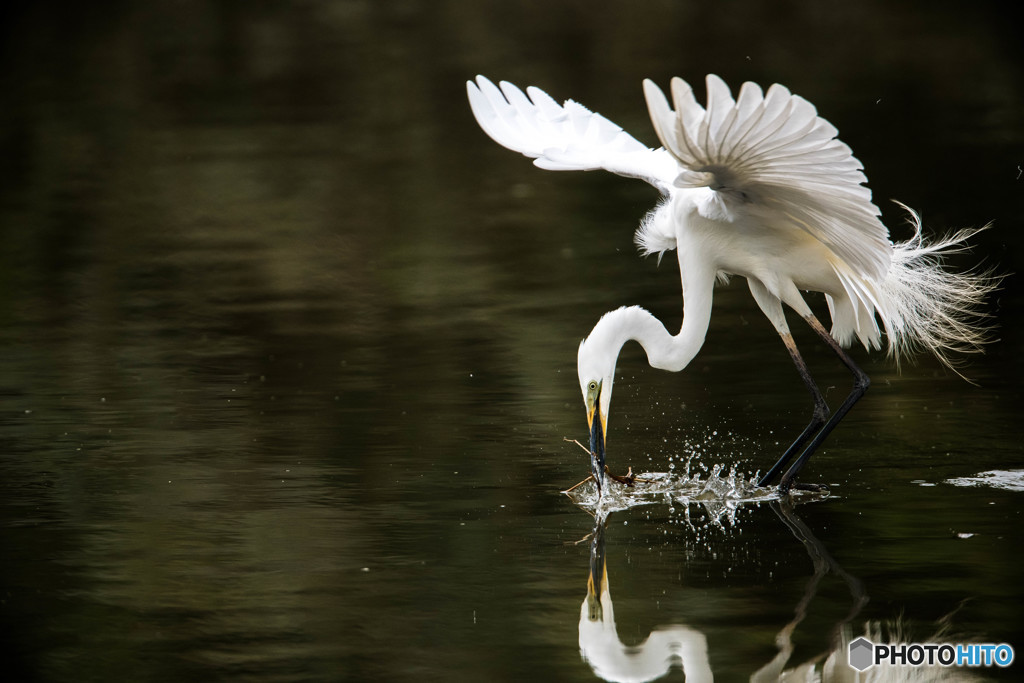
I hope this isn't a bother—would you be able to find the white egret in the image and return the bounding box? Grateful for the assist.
[467,74,997,494]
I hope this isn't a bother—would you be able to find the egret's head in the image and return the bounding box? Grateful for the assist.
[578,344,615,442]
[578,327,619,493]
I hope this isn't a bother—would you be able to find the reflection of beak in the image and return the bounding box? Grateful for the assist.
[586,512,609,621]
[588,400,606,494]
[585,563,608,622]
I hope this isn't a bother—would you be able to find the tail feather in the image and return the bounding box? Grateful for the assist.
[875,203,1001,375]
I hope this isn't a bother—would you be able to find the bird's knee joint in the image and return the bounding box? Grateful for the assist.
[812,399,830,422]
[856,373,871,392]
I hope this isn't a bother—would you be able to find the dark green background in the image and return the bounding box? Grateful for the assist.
[1,1,1021,681]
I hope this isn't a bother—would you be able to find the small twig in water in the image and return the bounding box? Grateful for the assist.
[560,438,653,489]
[563,475,594,494]
[607,466,637,487]
[563,437,593,456]
[564,530,595,545]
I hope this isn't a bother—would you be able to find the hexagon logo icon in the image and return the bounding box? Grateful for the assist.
[849,637,875,671]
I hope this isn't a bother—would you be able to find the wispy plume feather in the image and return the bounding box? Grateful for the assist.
[876,202,1002,377]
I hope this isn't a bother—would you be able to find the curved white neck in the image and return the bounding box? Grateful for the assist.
[594,305,706,373]
[602,244,715,371]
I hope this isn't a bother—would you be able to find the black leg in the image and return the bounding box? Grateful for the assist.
[757,331,831,487]
[777,314,870,493]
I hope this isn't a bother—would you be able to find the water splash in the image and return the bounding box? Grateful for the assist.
[944,469,1024,492]
[565,426,829,527]
[564,461,826,527]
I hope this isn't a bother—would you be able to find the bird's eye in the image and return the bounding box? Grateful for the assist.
[588,381,598,392]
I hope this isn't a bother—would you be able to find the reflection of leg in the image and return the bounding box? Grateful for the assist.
[765,500,868,672]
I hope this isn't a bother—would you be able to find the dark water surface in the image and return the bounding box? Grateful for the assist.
[1,2,1022,681]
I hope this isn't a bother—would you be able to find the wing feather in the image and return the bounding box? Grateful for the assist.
[467,75,678,195]
[645,75,890,280]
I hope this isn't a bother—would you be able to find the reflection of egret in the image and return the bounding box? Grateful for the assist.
[468,75,997,494]
[576,501,976,682]
[580,512,712,683]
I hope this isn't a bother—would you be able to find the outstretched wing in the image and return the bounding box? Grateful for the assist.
[644,75,891,281]
[468,75,679,196]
